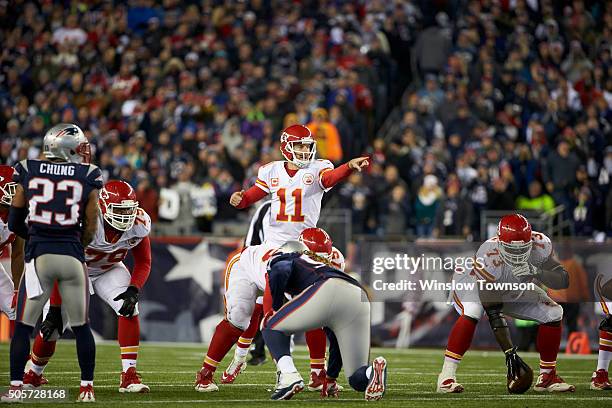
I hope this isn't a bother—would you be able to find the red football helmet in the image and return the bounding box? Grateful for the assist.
[280,124,316,168]
[299,227,333,260]
[99,180,139,231]
[497,214,533,266]
[0,165,16,206]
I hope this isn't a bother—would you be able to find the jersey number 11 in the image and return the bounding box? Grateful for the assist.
[276,188,304,222]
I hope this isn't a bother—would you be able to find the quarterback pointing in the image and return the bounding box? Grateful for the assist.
[24,180,152,393]
[194,124,368,392]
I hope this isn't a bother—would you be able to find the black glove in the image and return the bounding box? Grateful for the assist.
[113,286,139,317]
[505,346,529,381]
[40,305,63,341]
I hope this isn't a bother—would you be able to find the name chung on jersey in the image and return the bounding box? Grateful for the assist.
[39,162,76,176]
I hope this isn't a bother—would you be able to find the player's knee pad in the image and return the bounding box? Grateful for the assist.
[226,280,256,330]
[541,304,563,324]
[460,302,484,320]
[600,315,612,332]
[348,366,369,392]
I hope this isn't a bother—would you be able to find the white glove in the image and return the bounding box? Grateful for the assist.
[512,263,540,279]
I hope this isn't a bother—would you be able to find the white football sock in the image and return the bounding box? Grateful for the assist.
[235,347,249,359]
[277,356,297,374]
[597,349,612,371]
[442,358,459,377]
[30,363,46,376]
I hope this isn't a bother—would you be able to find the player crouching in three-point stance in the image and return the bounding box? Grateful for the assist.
[591,271,612,390]
[437,214,574,394]
[3,124,101,402]
[23,180,152,393]
[261,241,387,401]
[221,227,346,391]
[194,124,368,392]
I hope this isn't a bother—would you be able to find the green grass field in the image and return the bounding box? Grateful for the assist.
[0,342,608,407]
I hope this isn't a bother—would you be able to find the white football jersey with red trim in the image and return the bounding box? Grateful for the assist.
[86,208,151,276]
[470,231,553,283]
[255,160,334,246]
[229,243,346,292]
[0,217,15,254]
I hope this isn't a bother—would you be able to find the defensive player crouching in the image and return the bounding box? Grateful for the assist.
[261,241,387,401]
[437,214,575,394]
[0,165,25,331]
[24,180,152,393]
[221,227,346,391]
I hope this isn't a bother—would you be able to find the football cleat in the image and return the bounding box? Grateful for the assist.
[436,374,464,393]
[221,356,247,384]
[194,368,219,392]
[271,371,304,400]
[591,369,612,390]
[320,377,340,398]
[365,356,387,401]
[308,369,343,392]
[1,385,23,403]
[76,385,95,402]
[308,369,326,391]
[119,367,150,393]
[533,370,575,392]
[22,370,49,389]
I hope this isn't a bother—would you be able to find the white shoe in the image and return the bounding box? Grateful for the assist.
[271,372,304,400]
[221,355,247,384]
[436,373,464,393]
[365,356,387,401]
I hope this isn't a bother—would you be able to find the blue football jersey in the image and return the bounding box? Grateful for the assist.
[13,159,103,261]
[267,252,364,311]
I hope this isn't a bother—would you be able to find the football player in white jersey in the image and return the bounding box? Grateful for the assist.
[195,124,367,392]
[23,180,152,393]
[0,165,25,326]
[220,227,346,390]
[590,262,612,390]
[437,214,575,394]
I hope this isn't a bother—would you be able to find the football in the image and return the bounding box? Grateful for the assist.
[507,364,534,394]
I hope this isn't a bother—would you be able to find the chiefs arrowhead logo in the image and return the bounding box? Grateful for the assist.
[302,173,314,185]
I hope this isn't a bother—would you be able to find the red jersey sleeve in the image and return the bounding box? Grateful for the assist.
[320,163,352,189]
[236,185,268,209]
[129,236,152,289]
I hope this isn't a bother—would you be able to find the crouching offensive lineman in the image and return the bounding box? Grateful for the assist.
[261,241,387,401]
[437,214,574,394]
[23,180,152,393]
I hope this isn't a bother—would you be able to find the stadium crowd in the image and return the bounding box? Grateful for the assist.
[0,0,611,239]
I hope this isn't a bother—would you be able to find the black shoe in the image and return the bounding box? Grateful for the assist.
[247,355,267,366]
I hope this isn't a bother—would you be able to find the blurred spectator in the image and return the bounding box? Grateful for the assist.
[306,108,343,163]
[543,141,581,214]
[413,12,452,79]
[433,179,472,238]
[414,175,442,238]
[516,181,556,214]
